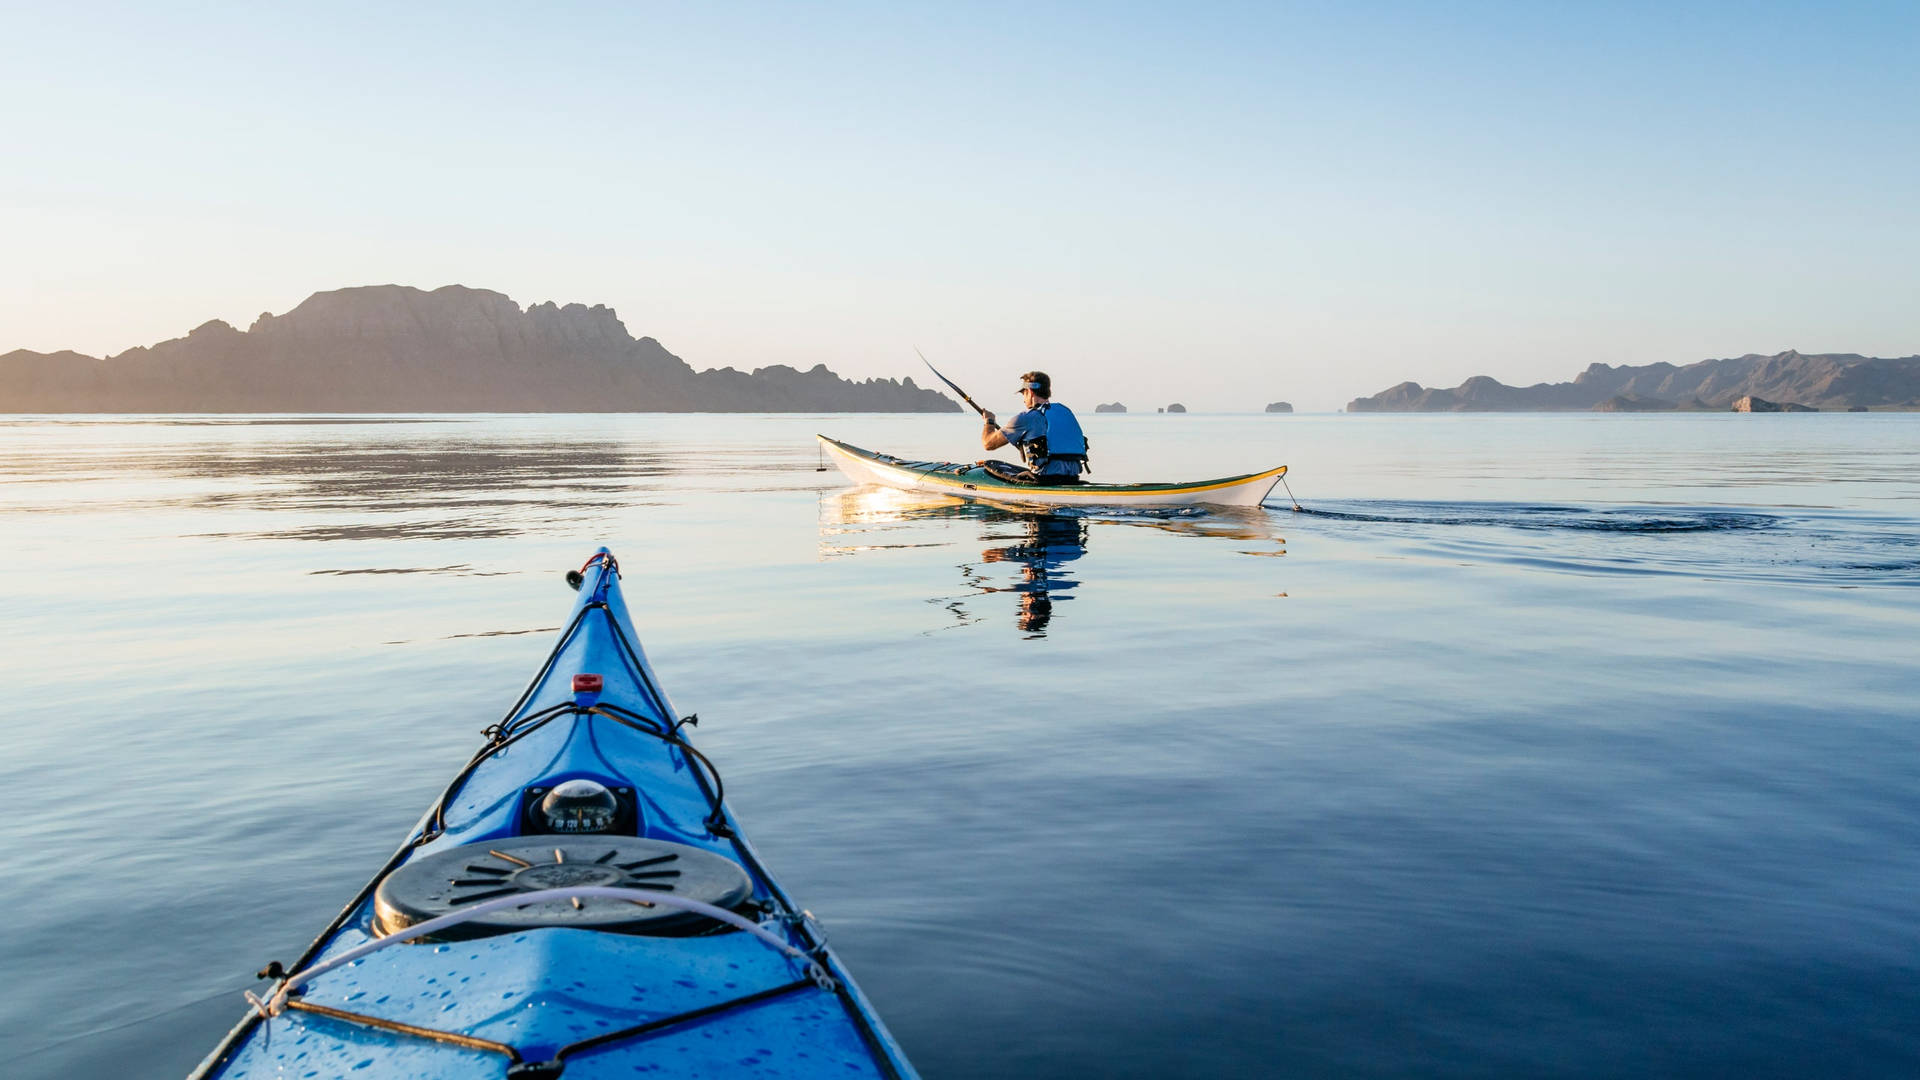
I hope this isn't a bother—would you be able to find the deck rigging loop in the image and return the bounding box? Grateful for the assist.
[783,908,837,963]
[587,703,735,836]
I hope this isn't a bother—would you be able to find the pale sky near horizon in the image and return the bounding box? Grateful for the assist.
[3,1,1914,411]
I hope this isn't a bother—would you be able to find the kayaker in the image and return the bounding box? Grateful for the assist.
[979,371,1090,484]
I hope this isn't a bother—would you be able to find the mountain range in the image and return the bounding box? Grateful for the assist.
[0,285,957,413]
[1347,351,1920,412]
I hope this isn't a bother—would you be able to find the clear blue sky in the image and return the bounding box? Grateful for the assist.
[3,1,1914,410]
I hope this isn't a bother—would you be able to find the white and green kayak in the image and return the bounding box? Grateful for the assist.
[819,436,1287,508]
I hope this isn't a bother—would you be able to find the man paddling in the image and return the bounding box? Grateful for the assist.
[979,371,1090,484]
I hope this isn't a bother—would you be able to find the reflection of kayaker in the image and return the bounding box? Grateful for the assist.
[815,490,1286,634]
[979,513,1087,635]
[978,371,1089,486]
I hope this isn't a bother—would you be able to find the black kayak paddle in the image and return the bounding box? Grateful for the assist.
[917,348,991,422]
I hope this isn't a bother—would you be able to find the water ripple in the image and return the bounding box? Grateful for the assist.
[1294,499,1920,587]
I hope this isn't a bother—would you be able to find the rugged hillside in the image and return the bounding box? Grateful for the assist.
[0,285,957,413]
[1347,351,1920,412]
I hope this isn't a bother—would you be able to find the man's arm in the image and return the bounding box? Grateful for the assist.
[981,411,1011,451]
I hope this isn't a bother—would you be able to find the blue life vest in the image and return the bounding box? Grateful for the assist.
[1019,402,1090,475]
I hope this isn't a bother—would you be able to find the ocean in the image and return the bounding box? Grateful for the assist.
[3,411,1917,1078]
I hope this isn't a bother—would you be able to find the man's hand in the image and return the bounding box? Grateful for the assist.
[982,411,997,429]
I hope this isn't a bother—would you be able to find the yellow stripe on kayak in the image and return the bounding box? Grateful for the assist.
[901,464,1287,497]
[820,437,1285,497]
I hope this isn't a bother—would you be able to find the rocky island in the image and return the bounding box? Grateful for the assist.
[1347,351,1920,412]
[0,285,958,413]
[1730,394,1817,413]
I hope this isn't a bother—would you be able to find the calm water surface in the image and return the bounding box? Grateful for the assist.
[3,412,1917,1078]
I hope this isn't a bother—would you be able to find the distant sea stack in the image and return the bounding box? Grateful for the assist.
[1264,401,1293,413]
[1164,403,1187,413]
[1095,402,1127,413]
[1346,351,1920,413]
[0,284,960,413]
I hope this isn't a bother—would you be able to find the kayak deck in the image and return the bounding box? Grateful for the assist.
[818,435,1286,508]
[218,933,881,1076]
[194,551,915,1080]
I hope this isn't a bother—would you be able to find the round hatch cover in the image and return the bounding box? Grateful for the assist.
[373,837,754,939]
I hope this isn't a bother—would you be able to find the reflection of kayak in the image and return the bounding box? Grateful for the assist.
[193,550,916,1080]
[819,435,1287,508]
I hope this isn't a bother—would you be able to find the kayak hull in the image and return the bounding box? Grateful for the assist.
[818,435,1286,508]
[193,551,916,1080]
